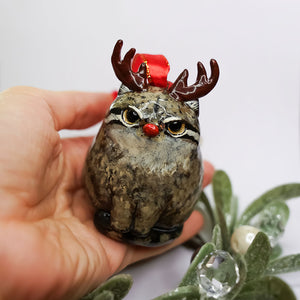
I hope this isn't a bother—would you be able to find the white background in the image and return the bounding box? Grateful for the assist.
[0,0,299,299]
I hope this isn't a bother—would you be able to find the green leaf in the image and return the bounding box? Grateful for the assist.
[230,195,238,234]
[94,290,114,300]
[198,191,216,226]
[235,276,296,300]
[265,254,300,275]
[152,285,201,300]
[270,245,282,261]
[238,183,300,226]
[81,274,133,300]
[212,171,235,228]
[212,171,236,249]
[193,192,215,247]
[179,242,216,287]
[244,231,271,282]
[215,205,230,250]
[211,224,222,250]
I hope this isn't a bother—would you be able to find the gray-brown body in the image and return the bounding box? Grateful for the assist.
[84,87,202,246]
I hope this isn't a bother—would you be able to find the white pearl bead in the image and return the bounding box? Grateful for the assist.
[231,225,260,254]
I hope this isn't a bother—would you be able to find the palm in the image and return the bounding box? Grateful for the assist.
[0,87,211,300]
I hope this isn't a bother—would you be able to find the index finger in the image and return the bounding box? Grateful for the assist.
[43,90,114,131]
[2,86,114,131]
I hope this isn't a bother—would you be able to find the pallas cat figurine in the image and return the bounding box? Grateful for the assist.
[84,40,219,246]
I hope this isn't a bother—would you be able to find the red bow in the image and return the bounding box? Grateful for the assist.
[132,54,170,88]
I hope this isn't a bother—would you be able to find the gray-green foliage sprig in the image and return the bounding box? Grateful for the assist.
[180,170,300,300]
[80,274,133,300]
[81,171,300,300]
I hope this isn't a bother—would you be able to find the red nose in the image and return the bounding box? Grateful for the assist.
[143,123,159,137]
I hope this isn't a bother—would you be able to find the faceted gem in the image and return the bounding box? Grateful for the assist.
[252,201,289,247]
[197,250,240,298]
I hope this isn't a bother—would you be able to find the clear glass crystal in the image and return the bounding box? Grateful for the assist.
[197,250,240,299]
[252,202,289,247]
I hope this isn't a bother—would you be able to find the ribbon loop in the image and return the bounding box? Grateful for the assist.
[132,54,170,88]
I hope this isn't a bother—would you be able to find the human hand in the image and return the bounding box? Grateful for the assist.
[0,86,214,300]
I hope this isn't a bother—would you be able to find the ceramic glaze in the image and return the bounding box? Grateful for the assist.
[84,40,219,246]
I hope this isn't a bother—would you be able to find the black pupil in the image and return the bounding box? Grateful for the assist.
[126,109,139,123]
[169,121,182,132]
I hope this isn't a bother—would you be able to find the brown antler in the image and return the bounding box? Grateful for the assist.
[169,59,219,101]
[111,40,149,91]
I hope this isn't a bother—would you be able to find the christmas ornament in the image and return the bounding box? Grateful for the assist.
[84,40,219,246]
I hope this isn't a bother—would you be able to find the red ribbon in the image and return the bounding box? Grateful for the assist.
[132,53,170,88]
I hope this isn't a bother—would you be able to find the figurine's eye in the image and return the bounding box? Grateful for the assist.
[167,121,186,135]
[122,108,140,125]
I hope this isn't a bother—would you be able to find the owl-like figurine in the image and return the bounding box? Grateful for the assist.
[84,40,219,246]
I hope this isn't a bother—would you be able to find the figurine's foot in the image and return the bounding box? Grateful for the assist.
[94,210,117,235]
[94,210,183,247]
[121,224,183,246]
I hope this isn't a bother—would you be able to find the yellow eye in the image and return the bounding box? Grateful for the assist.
[167,121,186,135]
[122,108,140,125]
